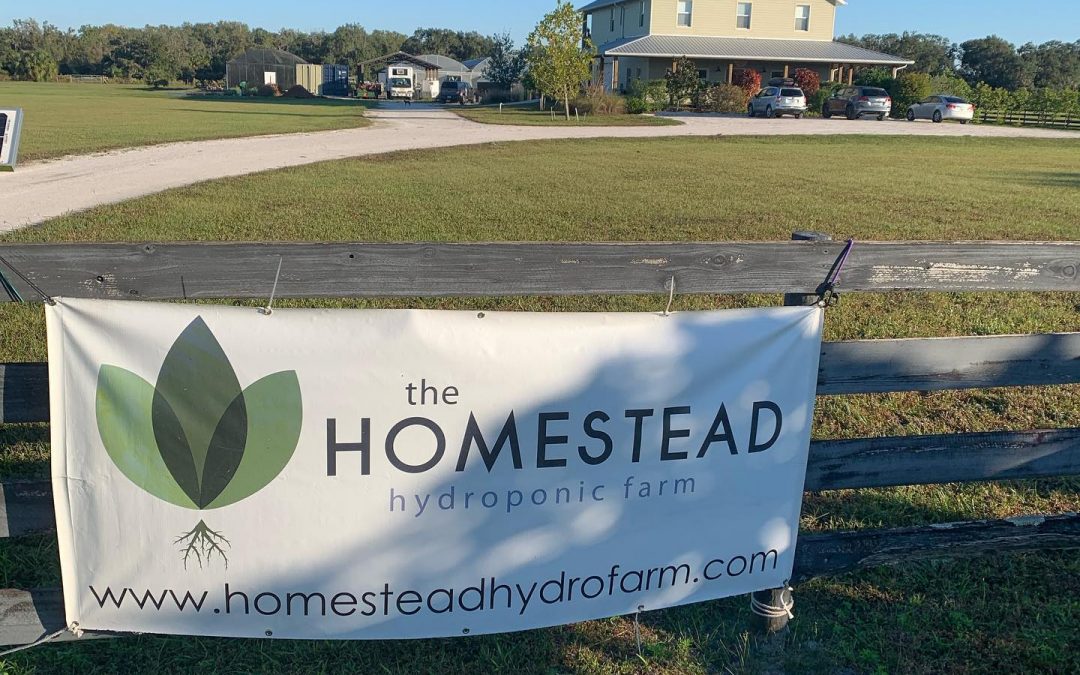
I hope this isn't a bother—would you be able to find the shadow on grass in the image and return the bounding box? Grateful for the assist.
[1016,172,1080,189]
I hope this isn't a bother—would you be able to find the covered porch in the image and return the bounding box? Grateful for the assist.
[595,35,913,92]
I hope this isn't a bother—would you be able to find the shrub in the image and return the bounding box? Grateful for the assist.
[929,74,973,99]
[665,57,700,110]
[256,83,282,97]
[695,83,749,113]
[806,81,845,115]
[793,68,821,96]
[854,67,892,89]
[735,69,762,97]
[888,72,932,117]
[573,84,626,116]
[626,79,669,114]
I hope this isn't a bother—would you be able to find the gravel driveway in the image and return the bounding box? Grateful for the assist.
[1,105,1075,232]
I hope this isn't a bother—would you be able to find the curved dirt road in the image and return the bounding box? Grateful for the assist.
[1,105,1076,232]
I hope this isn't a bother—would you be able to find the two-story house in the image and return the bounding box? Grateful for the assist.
[581,0,912,91]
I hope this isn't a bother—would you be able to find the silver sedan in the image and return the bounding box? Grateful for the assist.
[906,95,975,124]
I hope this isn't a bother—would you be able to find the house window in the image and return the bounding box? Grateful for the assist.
[677,0,693,28]
[610,8,615,32]
[737,2,752,30]
[697,69,708,81]
[640,2,646,27]
[795,5,811,31]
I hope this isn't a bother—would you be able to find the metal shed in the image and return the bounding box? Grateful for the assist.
[226,48,309,90]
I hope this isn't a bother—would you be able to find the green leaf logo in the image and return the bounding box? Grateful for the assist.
[96,317,302,568]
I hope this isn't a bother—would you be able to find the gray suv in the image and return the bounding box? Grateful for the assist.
[822,86,892,120]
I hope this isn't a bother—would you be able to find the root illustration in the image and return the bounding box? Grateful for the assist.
[175,520,231,569]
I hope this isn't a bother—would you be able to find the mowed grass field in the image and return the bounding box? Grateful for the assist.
[1,135,1079,673]
[455,106,682,126]
[0,82,372,161]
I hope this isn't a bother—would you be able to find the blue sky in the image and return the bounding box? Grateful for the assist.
[3,1,1077,46]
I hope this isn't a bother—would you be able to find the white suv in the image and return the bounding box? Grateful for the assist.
[748,86,807,119]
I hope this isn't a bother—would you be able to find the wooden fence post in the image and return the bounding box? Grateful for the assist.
[751,230,832,635]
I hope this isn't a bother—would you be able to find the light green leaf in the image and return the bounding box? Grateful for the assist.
[96,365,196,509]
[207,371,302,510]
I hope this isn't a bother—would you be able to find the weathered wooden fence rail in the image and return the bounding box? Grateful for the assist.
[1,239,1078,646]
[978,109,1079,130]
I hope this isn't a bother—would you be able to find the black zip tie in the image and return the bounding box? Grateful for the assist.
[0,254,56,305]
[0,264,22,302]
[818,239,855,307]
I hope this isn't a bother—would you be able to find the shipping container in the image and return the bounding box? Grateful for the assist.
[295,64,321,95]
[322,64,350,97]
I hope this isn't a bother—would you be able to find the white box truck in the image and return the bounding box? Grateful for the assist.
[382,66,415,100]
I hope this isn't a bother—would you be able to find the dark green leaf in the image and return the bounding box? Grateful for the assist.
[198,391,248,508]
[151,390,200,504]
[154,317,243,492]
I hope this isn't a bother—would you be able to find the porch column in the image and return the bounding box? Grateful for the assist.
[596,56,604,87]
[783,65,790,78]
[612,57,620,92]
[727,63,734,84]
[847,66,854,85]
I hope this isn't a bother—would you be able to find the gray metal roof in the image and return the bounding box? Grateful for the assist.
[579,0,622,11]
[583,0,847,12]
[419,54,468,72]
[601,35,913,65]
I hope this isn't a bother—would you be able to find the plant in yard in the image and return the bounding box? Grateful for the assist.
[889,71,932,116]
[665,57,700,111]
[484,32,526,91]
[929,73,974,99]
[625,79,669,114]
[735,68,761,98]
[697,83,750,113]
[793,68,821,96]
[526,1,595,120]
[854,67,893,89]
[574,83,627,115]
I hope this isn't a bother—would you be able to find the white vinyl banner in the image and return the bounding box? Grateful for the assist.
[47,298,824,640]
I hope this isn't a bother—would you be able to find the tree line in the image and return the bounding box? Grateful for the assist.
[0,19,499,82]
[837,32,1080,90]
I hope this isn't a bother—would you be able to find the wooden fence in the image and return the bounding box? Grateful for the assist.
[978,109,1079,130]
[1,238,1079,646]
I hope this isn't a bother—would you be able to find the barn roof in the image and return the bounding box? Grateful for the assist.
[227,48,308,66]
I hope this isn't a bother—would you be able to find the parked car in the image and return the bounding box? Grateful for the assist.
[747,86,807,118]
[437,81,472,105]
[822,86,892,120]
[906,95,975,124]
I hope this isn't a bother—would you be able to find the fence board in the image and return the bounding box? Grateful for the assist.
[816,332,1080,395]
[3,332,1079,424]
[805,428,1080,491]
[5,428,1077,538]
[2,512,1077,646]
[791,512,1080,582]
[1,241,1078,302]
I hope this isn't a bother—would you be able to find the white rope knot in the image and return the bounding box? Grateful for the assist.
[750,587,795,620]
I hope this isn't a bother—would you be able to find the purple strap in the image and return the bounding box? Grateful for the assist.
[826,239,855,289]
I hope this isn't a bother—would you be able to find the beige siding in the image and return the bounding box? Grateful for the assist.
[589,1,653,46]
[649,0,837,41]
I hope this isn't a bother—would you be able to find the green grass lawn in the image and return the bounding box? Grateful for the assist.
[456,105,682,126]
[1,135,1079,673]
[0,82,372,162]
